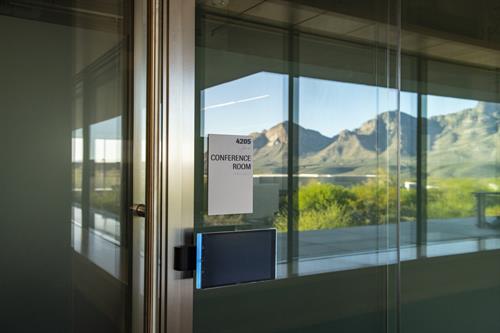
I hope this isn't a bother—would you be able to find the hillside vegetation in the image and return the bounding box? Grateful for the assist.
[274,177,500,232]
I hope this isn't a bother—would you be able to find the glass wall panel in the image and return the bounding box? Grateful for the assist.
[401,1,500,332]
[194,1,399,332]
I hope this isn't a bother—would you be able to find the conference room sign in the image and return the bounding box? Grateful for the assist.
[207,134,254,216]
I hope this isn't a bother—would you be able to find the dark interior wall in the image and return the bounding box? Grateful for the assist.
[0,13,130,333]
[72,253,128,333]
[194,267,390,333]
[401,250,500,333]
[0,15,73,332]
[194,250,500,333]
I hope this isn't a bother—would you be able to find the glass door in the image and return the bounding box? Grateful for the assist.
[0,1,147,332]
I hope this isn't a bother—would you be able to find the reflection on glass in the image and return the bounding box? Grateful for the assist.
[195,0,500,332]
[196,0,398,279]
[416,97,500,248]
[197,0,500,277]
[89,117,123,242]
[66,0,136,329]
[199,71,289,261]
[399,92,500,256]
[294,78,397,266]
[72,128,84,226]
[195,1,398,332]
[71,27,130,250]
[1,0,138,331]
[399,1,500,332]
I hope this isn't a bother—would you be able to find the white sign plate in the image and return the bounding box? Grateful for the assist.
[208,134,253,215]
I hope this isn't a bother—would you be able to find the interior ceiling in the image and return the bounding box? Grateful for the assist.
[4,0,500,69]
[5,0,500,69]
[201,0,500,69]
[0,0,125,32]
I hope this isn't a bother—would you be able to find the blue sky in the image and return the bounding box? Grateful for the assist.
[202,71,479,137]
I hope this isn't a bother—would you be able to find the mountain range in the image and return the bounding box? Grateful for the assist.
[250,102,499,177]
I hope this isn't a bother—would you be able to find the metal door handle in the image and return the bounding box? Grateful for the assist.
[130,203,146,217]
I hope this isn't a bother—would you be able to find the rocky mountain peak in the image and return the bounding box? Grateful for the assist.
[265,121,289,145]
[249,103,499,176]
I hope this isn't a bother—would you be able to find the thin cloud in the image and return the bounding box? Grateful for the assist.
[203,94,270,110]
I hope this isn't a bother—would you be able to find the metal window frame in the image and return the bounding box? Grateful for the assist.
[144,0,196,332]
[144,0,163,331]
[162,0,195,332]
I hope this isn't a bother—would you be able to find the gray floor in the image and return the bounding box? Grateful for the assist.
[276,217,500,276]
[277,217,500,260]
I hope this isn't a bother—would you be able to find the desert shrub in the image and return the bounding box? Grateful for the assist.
[350,177,395,225]
[297,182,355,212]
[400,188,417,221]
[273,177,500,231]
[426,178,496,219]
[274,179,392,231]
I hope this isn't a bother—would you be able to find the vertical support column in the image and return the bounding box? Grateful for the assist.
[394,1,402,332]
[121,0,135,248]
[122,1,134,327]
[81,76,91,232]
[416,57,428,257]
[82,71,97,232]
[286,26,299,277]
[476,193,486,228]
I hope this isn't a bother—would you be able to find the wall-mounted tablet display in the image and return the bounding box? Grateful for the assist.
[196,229,276,289]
